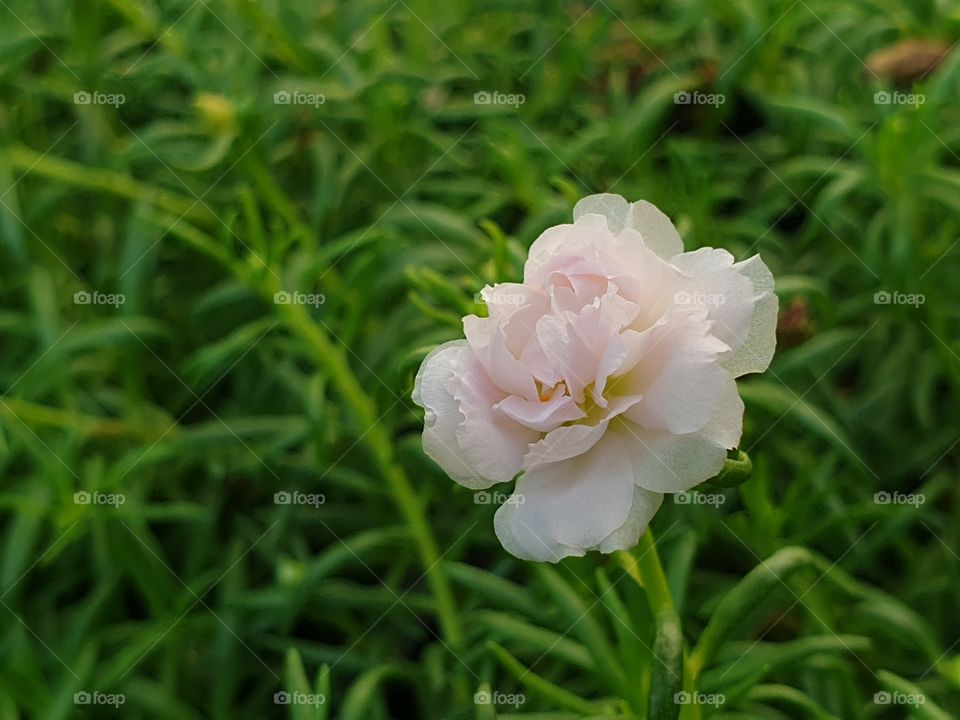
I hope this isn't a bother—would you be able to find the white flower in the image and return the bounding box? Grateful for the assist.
[413,194,778,561]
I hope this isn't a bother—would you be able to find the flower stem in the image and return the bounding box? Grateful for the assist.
[634,528,675,613]
[619,530,703,720]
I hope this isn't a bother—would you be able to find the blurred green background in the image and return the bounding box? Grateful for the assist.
[2,0,960,718]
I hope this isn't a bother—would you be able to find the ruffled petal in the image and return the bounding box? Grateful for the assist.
[463,315,538,400]
[494,392,585,433]
[617,309,733,435]
[412,341,539,489]
[521,422,608,471]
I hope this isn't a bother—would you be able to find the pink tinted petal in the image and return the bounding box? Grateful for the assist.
[495,392,586,433]
[535,312,595,402]
[413,342,549,489]
[480,283,550,358]
[525,215,616,286]
[450,356,541,485]
[463,315,538,401]
[521,422,608,471]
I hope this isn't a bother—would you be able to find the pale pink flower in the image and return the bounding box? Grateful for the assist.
[413,194,777,561]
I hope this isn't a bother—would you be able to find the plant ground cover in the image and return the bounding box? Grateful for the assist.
[1,0,959,718]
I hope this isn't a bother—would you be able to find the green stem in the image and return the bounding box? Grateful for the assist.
[635,529,674,613]
[619,530,703,720]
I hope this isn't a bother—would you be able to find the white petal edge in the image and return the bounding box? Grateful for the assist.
[627,199,684,259]
[595,485,664,553]
[573,193,630,233]
[722,254,779,377]
[572,194,684,260]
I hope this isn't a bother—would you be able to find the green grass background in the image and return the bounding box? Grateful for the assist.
[1,0,959,718]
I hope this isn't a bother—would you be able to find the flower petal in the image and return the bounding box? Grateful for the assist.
[626,199,684,259]
[725,254,778,377]
[412,341,539,489]
[495,392,585,433]
[618,309,732,435]
[521,422,608,470]
[669,249,777,377]
[614,423,728,494]
[573,193,630,232]
[463,315,538,400]
[595,485,664,553]
[495,433,635,561]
